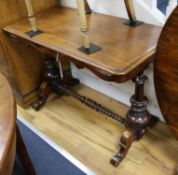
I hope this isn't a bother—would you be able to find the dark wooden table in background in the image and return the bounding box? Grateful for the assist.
[154,6,178,140]
[0,73,16,175]
[0,73,35,175]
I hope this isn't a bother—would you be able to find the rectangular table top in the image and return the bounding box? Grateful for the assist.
[4,6,161,82]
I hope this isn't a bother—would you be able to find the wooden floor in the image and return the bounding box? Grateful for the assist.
[18,85,178,175]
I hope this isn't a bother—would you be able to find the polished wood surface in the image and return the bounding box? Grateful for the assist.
[0,73,36,175]
[154,6,178,140]
[18,84,178,175]
[4,6,161,82]
[0,0,58,107]
[3,6,162,165]
[0,73,16,175]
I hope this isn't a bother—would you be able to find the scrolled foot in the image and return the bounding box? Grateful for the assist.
[110,154,122,167]
[32,81,51,111]
[110,129,135,167]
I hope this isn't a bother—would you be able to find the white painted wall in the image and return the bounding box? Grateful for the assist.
[166,0,178,17]
[60,0,165,25]
[71,64,163,121]
[59,0,164,121]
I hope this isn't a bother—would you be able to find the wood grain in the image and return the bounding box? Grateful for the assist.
[154,6,178,140]
[0,0,58,107]
[0,73,36,175]
[4,6,161,82]
[0,73,16,175]
[18,84,178,175]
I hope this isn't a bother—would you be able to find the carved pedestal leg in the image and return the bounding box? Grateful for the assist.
[111,72,155,166]
[32,57,59,110]
[126,72,151,139]
[32,56,79,111]
[84,0,92,14]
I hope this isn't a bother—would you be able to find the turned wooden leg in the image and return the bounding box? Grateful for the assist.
[111,71,156,166]
[16,126,36,175]
[32,57,59,110]
[111,129,135,166]
[33,56,80,110]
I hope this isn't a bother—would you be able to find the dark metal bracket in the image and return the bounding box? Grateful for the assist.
[25,30,43,38]
[124,20,144,27]
[78,43,102,55]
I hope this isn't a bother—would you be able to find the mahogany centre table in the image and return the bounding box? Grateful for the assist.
[3,6,161,166]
